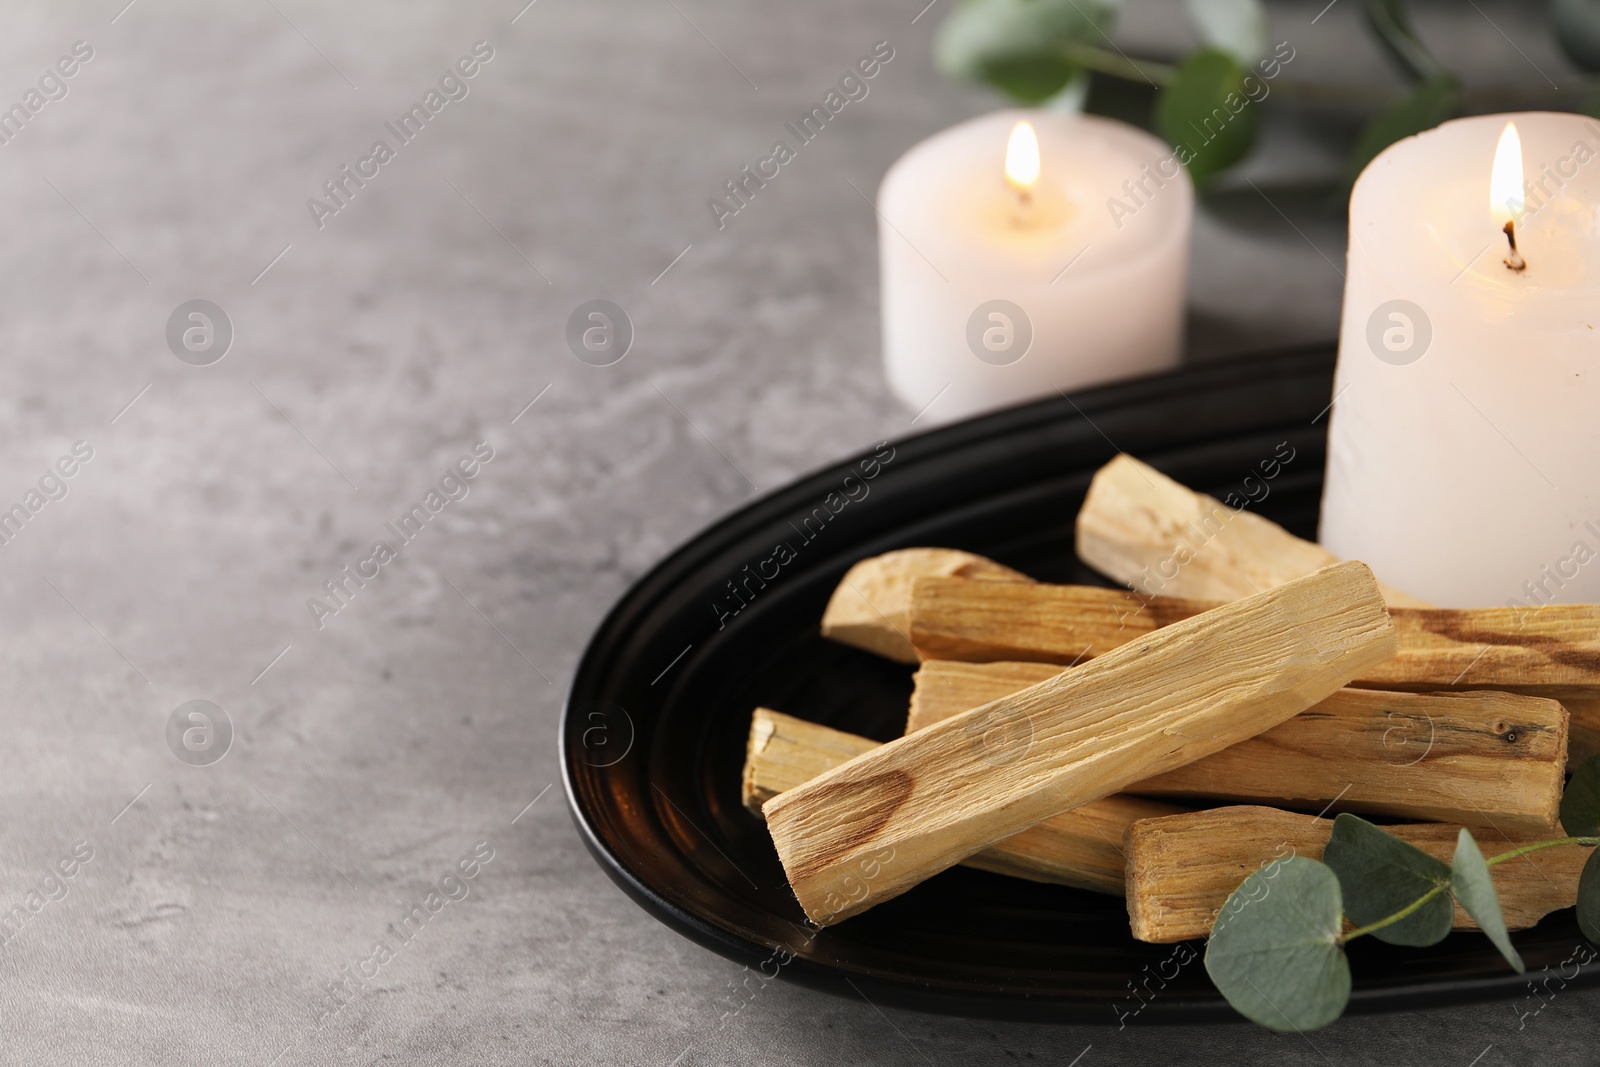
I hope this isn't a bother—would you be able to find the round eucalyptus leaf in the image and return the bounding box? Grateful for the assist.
[1154,48,1259,185]
[1205,857,1351,1031]
[1555,0,1600,72]
[1451,828,1525,974]
[935,0,1120,103]
[1185,0,1268,65]
[1578,848,1600,944]
[1322,813,1452,946]
[1562,753,1600,837]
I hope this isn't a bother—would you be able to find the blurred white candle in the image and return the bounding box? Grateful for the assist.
[878,109,1193,423]
[1321,112,1600,607]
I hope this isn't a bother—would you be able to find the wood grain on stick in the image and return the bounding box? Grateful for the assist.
[909,579,1209,665]
[1075,453,1432,608]
[1364,605,1600,690]
[908,660,1062,730]
[819,548,1031,663]
[763,561,1399,925]
[742,708,1184,894]
[1125,806,1588,943]
[907,578,1600,762]
[908,668,1566,832]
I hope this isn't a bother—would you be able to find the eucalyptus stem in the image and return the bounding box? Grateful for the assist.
[1343,884,1448,942]
[1061,43,1175,87]
[1488,837,1600,866]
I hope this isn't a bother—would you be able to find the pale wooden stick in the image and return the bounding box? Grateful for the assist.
[909,668,1564,833]
[908,578,1209,664]
[743,706,878,809]
[1075,453,1432,608]
[1125,805,1587,943]
[763,561,1398,925]
[1362,605,1600,691]
[907,577,1600,762]
[743,708,1184,894]
[908,660,1061,732]
[819,548,1031,663]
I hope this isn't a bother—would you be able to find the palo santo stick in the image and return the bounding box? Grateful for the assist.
[1360,604,1600,690]
[909,660,1062,732]
[1076,453,1432,608]
[763,562,1399,925]
[1125,806,1587,943]
[909,578,1600,689]
[909,579,1212,665]
[909,668,1565,833]
[1358,606,1600,765]
[743,706,878,808]
[820,548,1031,663]
[743,708,1185,894]
[908,577,1600,762]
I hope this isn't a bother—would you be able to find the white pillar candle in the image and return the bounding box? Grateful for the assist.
[878,109,1193,423]
[1321,112,1600,608]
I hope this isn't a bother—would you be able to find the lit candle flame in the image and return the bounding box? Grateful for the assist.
[1005,121,1040,195]
[1490,122,1524,226]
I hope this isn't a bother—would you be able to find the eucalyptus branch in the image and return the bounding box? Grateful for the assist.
[1058,41,1598,112]
[1204,757,1600,1031]
[1339,836,1600,944]
[945,0,1600,195]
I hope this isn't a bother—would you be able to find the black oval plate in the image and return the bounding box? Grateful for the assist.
[561,346,1595,1024]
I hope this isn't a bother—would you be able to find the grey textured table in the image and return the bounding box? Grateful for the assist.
[1,0,1593,1063]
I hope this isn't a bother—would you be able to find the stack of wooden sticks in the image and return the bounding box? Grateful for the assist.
[743,454,1600,940]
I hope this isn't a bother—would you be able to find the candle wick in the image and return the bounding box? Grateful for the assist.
[1010,185,1033,227]
[1503,219,1527,273]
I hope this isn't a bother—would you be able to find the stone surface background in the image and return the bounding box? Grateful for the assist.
[0,0,1588,1062]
